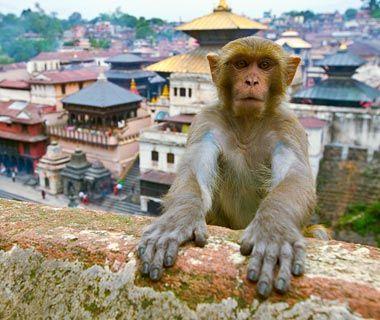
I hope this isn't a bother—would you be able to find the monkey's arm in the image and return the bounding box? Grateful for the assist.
[138,129,221,281]
[240,140,316,297]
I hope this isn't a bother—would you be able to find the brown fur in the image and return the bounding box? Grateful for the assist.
[139,36,322,296]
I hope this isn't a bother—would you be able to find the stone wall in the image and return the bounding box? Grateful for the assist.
[316,144,380,224]
[0,199,378,319]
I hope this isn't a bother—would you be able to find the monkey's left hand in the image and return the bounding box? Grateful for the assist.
[240,219,305,298]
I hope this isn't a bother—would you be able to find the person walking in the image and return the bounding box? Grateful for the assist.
[11,170,16,182]
[41,190,46,200]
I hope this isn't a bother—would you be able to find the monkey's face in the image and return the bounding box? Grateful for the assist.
[207,36,301,117]
[229,55,274,116]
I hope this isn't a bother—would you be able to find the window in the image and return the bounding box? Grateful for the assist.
[180,88,186,97]
[61,84,66,95]
[45,177,50,188]
[188,88,192,98]
[151,151,159,162]
[167,153,175,164]
[174,87,178,96]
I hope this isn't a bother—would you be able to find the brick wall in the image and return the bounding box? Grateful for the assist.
[316,144,380,224]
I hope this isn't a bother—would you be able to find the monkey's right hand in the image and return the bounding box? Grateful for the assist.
[137,213,208,281]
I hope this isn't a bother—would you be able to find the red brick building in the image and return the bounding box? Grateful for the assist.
[0,101,51,174]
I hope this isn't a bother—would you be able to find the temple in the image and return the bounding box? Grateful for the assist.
[36,141,70,194]
[292,45,380,108]
[105,53,165,99]
[46,74,152,176]
[146,0,267,76]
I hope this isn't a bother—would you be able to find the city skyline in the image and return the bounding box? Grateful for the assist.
[0,0,364,21]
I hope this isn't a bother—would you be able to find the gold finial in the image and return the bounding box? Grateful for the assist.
[130,79,139,94]
[214,0,231,12]
[339,43,348,52]
[161,84,169,98]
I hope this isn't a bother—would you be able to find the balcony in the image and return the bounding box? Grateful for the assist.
[46,124,139,147]
[139,123,188,147]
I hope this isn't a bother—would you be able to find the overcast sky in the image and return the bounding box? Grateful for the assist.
[0,0,363,21]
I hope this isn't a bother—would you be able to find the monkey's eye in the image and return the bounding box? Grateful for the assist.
[258,59,273,70]
[233,59,249,69]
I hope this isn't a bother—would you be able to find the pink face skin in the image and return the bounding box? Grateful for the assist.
[230,56,276,117]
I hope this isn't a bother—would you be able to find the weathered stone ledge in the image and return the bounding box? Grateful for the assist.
[0,199,378,319]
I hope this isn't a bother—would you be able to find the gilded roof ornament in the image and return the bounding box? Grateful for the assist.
[214,0,231,12]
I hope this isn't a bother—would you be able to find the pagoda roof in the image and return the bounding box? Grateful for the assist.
[105,69,164,81]
[275,36,311,49]
[84,161,111,181]
[62,76,142,108]
[146,46,217,74]
[293,78,380,105]
[106,53,145,64]
[316,50,366,68]
[177,1,266,32]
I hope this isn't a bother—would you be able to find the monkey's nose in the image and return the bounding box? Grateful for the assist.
[245,79,259,86]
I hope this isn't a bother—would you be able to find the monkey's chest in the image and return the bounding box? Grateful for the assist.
[215,149,271,228]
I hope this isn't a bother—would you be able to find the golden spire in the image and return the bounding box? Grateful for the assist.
[130,79,139,94]
[214,0,231,12]
[339,43,348,52]
[161,84,170,98]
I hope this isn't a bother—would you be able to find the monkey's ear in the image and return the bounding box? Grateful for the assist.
[286,56,301,86]
[207,52,220,83]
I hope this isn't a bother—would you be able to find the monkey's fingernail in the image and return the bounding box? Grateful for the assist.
[293,264,302,276]
[138,247,145,257]
[247,270,257,282]
[141,262,149,275]
[276,278,286,293]
[150,268,160,281]
[164,256,173,267]
[257,282,270,298]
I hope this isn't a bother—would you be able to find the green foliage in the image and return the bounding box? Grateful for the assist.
[0,4,62,62]
[0,54,14,65]
[135,18,155,39]
[89,38,111,49]
[338,201,380,245]
[344,8,358,20]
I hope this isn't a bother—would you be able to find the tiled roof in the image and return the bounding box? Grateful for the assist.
[106,53,145,64]
[0,79,30,90]
[275,37,312,49]
[105,69,162,80]
[62,78,142,108]
[177,9,266,31]
[0,100,53,124]
[140,169,176,186]
[146,46,218,74]
[293,78,380,104]
[29,68,100,85]
[316,51,366,68]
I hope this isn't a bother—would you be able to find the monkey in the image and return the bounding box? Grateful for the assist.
[138,36,319,298]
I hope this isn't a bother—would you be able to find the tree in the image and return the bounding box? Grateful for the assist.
[68,12,83,26]
[344,8,358,20]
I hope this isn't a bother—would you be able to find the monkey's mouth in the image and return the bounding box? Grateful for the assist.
[238,97,264,102]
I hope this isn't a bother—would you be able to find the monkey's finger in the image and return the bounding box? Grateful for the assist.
[194,224,208,247]
[247,242,265,282]
[149,238,168,281]
[239,228,254,256]
[257,243,280,298]
[275,242,293,294]
[164,239,179,267]
[140,240,155,276]
[292,240,306,276]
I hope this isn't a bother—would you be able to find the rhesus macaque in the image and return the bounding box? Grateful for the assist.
[138,36,318,298]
